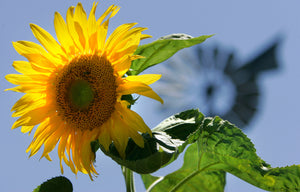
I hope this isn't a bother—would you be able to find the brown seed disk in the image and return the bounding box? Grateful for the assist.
[55,55,117,131]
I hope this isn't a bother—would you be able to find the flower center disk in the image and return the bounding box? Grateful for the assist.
[55,55,117,131]
[69,80,94,109]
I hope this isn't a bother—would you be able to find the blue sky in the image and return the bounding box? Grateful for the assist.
[1,0,300,191]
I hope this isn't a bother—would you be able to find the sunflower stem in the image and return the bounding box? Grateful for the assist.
[122,166,135,192]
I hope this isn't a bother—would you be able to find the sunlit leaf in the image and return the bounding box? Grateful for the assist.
[129,34,213,75]
[142,143,226,192]
[141,114,300,192]
[198,116,300,191]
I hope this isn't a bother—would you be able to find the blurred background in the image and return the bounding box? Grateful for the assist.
[1,0,300,191]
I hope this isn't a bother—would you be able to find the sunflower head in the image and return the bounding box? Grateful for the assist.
[5,2,163,179]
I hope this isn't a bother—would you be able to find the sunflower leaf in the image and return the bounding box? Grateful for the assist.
[129,34,213,75]
[32,176,73,192]
[141,144,226,192]
[141,115,300,192]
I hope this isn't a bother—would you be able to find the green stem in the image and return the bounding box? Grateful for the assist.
[122,166,135,192]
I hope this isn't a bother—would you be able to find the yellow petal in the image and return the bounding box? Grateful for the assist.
[98,119,112,151]
[123,27,148,40]
[5,74,35,85]
[12,41,47,55]
[74,3,88,30]
[41,122,64,160]
[27,123,51,156]
[12,97,46,117]
[21,125,35,135]
[5,74,48,85]
[66,6,83,52]
[74,3,88,50]
[118,114,144,148]
[96,5,120,26]
[125,74,162,85]
[110,27,146,55]
[12,41,57,69]
[110,111,130,158]
[27,54,57,69]
[44,154,52,161]
[119,76,163,103]
[141,34,152,40]
[136,89,164,104]
[30,24,66,58]
[106,27,146,63]
[58,132,70,174]
[12,61,40,74]
[31,62,54,73]
[5,84,47,93]
[80,131,97,177]
[74,22,87,51]
[128,128,144,148]
[11,106,51,129]
[87,2,98,52]
[105,23,137,52]
[27,118,59,157]
[97,5,120,52]
[117,81,151,95]
[117,102,152,135]
[54,12,75,55]
[112,55,131,77]
[116,108,145,148]
[97,23,108,53]
[70,131,80,173]
[87,2,98,36]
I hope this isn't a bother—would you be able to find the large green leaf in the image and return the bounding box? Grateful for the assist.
[94,109,204,174]
[198,116,300,191]
[141,143,226,192]
[142,115,300,192]
[129,34,213,75]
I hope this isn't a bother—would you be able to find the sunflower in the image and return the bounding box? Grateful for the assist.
[5,2,163,179]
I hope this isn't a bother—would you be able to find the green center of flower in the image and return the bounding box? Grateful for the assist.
[69,80,94,109]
